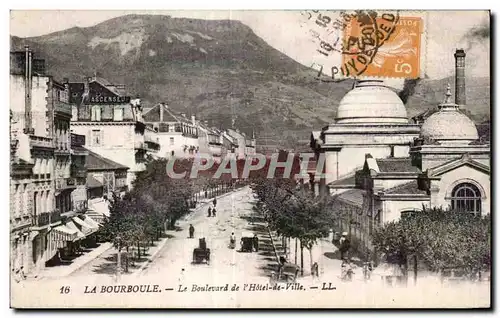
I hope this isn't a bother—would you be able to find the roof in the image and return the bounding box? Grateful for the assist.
[375,158,421,173]
[336,80,408,124]
[328,190,365,214]
[143,103,192,124]
[328,175,356,187]
[85,148,129,171]
[384,180,427,195]
[86,175,103,188]
[335,189,366,207]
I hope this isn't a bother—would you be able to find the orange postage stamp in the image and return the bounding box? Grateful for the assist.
[341,15,422,79]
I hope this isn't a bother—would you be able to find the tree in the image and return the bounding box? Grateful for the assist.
[371,207,491,283]
[253,176,331,276]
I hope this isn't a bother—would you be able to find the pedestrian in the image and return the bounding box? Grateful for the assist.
[341,258,354,281]
[212,208,216,217]
[207,206,212,217]
[189,224,195,238]
[339,232,350,260]
[252,233,259,252]
[204,190,208,199]
[311,262,319,278]
[213,197,217,207]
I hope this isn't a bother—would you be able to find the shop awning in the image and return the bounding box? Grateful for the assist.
[85,211,106,224]
[66,221,86,240]
[72,216,96,236]
[50,224,79,248]
[83,215,101,229]
[88,198,110,218]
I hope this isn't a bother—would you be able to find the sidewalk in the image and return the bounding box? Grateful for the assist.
[36,242,112,280]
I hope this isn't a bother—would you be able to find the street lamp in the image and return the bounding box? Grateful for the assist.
[116,235,122,281]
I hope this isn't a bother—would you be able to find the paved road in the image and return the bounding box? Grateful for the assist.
[138,186,276,287]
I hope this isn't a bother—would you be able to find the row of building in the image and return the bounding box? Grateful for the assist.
[308,49,490,256]
[9,46,256,276]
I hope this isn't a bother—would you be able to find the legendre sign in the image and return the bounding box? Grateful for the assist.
[87,95,131,104]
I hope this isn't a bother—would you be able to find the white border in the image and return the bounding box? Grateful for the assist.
[2,0,498,316]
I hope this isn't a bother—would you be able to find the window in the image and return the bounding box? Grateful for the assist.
[91,106,101,121]
[400,208,421,220]
[170,137,174,146]
[451,183,482,216]
[114,108,124,121]
[91,130,101,146]
[171,150,175,157]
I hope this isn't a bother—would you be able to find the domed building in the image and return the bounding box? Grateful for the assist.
[308,49,490,276]
[310,79,420,194]
[315,81,490,254]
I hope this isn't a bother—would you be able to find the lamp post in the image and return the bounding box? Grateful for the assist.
[116,235,122,281]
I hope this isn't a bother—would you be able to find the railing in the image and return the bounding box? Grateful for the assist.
[29,135,54,148]
[54,101,72,116]
[35,210,61,227]
[55,141,70,152]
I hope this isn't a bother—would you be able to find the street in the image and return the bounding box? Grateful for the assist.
[70,186,279,286]
[12,185,491,308]
[138,186,275,285]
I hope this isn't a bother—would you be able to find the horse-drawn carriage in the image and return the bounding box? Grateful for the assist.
[240,231,257,252]
[270,261,300,285]
[193,238,210,264]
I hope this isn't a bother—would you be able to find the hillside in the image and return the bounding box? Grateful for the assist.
[10,14,490,148]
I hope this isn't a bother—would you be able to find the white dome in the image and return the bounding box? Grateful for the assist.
[420,84,478,143]
[421,111,478,143]
[336,80,408,124]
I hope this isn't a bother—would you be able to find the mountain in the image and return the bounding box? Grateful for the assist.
[10,14,490,149]
[406,76,490,123]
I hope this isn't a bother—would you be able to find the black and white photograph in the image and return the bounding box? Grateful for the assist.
[9,9,491,308]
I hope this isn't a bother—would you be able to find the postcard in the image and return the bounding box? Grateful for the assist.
[9,10,491,308]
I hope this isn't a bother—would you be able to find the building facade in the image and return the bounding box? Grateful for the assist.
[69,77,158,189]
[10,47,79,275]
[143,103,199,159]
[310,79,421,196]
[314,50,490,255]
[227,129,257,159]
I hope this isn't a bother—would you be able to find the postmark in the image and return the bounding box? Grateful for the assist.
[300,10,423,80]
[342,15,422,79]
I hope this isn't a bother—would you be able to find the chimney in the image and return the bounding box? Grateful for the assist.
[191,115,196,126]
[84,77,90,94]
[454,49,466,106]
[160,103,164,122]
[23,45,32,134]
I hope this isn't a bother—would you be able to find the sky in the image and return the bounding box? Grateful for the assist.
[10,10,490,82]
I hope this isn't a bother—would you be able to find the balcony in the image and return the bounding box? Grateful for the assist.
[71,164,87,178]
[54,141,71,155]
[55,177,77,191]
[54,101,72,117]
[29,135,54,149]
[10,138,18,153]
[35,210,61,227]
